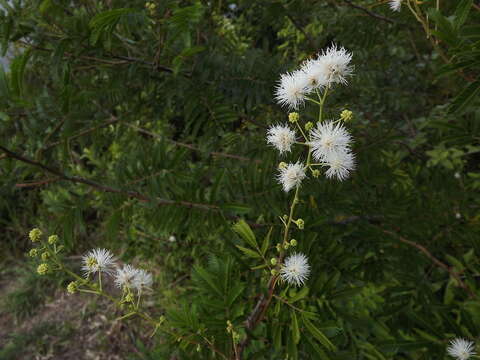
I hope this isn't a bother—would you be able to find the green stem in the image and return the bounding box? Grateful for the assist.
[295,122,309,142]
[317,88,329,123]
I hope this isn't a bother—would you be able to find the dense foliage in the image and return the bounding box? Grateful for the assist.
[1,0,480,359]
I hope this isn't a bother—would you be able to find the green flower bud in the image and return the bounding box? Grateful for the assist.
[340,109,353,122]
[271,269,278,276]
[41,252,49,261]
[288,112,299,123]
[67,281,77,294]
[312,169,320,178]
[270,258,277,266]
[37,263,49,275]
[48,235,59,245]
[305,122,314,131]
[29,248,38,257]
[278,162,287,169]
[276,243,282,252]
[290,239,297,247]
[296,219,305,230]
[233,332,241,342]
[283,243,289,250]
[29,228,42,242]
[125,293,134,303]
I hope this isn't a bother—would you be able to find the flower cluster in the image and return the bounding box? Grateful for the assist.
[28,229,153,307]
[268,44,356,192]
[80,248,153,295]
[274,44,353,110]
[388,0,402,12]
[280,253,310,287]
[447,338,476,360]
[264,44,358,288]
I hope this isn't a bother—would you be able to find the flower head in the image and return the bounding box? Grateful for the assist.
[275,71,308,109]
[388,0,402,12]
[114,264,139,289]
[37,263,49,275]
[266,124,296,155]
[81,248,116,277]
[298,58,328,91]
[316,44,353,86]
[447,338,476,360]
[29,228,42,242]
[280,253,310,287]
[277,162,306,192]
[133,269,153,294]
[324,149,356,181]
[310,121,352,161]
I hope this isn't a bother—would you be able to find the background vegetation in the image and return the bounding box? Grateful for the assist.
[0,0,479,359]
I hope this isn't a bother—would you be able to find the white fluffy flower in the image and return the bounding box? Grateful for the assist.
[114,264,139,288]
[277,162,306,192]
[324,150,355,181]
[280,253,310,287]
[82,248,116,276]
[316,44,353,86]
[275,71,308,109]
[309,120,352,161]
[133,269,153,294]
[388,0,402,12]
[298,58,327,91]
[447,338,476,360]
[266,124,296,155]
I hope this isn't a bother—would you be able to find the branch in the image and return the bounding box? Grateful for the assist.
[380,228,477,299]
[343,0,396,24]
[124,123,260,163]
[1,145,269,228]
[0,144,218,211]
[42,117,120,152]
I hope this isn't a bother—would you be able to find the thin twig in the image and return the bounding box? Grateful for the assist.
[0,144,219,211]
[124,123,260,163]
[343,0,396,24]
[42,117,120,152]
[380,227,477,299]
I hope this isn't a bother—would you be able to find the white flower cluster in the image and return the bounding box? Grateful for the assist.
[267,44,355,190]
[274,44,353,110]
[82,248,153,294]
[280,253,310,287]
[388,0,402,12]
[309,121,355,181]
[447,338,476,360]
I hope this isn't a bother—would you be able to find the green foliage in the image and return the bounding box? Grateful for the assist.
[0,0,480,358]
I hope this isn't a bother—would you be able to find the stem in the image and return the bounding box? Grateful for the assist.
[98,271,102,292]
[317,88,329,122]
[295,122,309,142]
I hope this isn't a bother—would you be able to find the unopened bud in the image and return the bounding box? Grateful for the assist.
[270,258,277,266]
[278,162,287,169]
[290,239,297,247]
[41,252,49,261]
[29,248,38,257]
[340,109,353,122]
[29,228,42,242]
[37,263,49,275]
[305,122,314,131]
[271,269,278,276]
[288,112,299,123]
[296,219,304,230]
[48,235,58,245]
[67,281,77,294]
[312,169,320,178]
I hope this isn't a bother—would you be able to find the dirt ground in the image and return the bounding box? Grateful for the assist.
[0,272,154,360]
